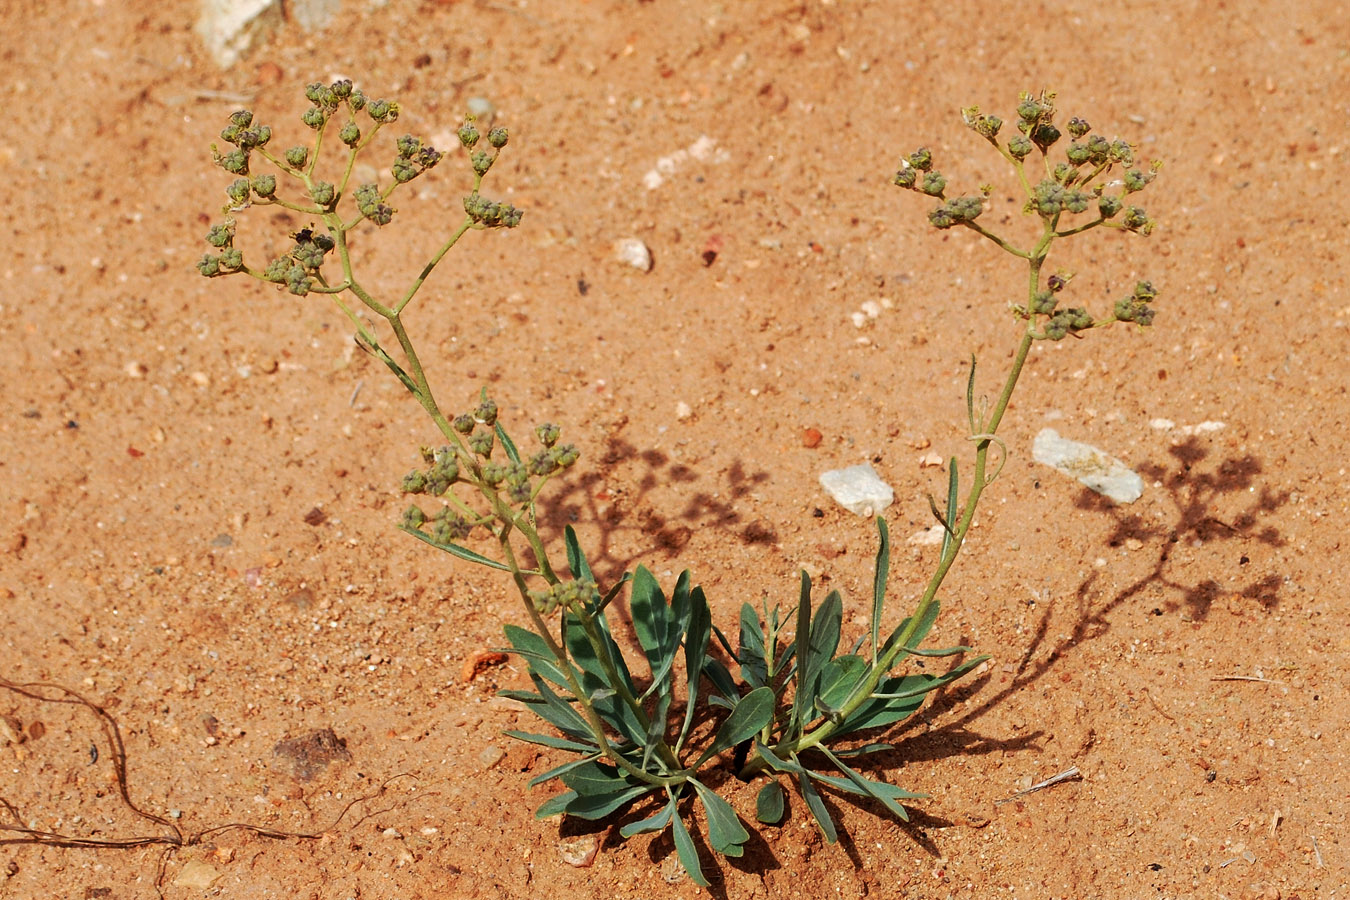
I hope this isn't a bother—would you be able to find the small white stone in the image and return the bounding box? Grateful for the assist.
[1032,428,1143,503]
[675,401,692,420]
[819,464,894,516]
[614,238,653,271]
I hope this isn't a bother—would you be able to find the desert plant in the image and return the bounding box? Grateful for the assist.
[198,84,1159,883]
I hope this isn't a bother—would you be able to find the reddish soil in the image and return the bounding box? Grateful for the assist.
[2,1,1346,898]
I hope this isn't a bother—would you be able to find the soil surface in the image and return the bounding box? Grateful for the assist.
[2,1,1347,898]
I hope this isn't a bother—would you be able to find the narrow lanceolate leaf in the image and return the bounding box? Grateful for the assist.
[559,761,657,820]
[701,656,738,708]
[879,597,943,666]
[528,755,601,788]
[677,586,713,753]
[797,769,837,843]
[501,729,597,753]
[698,686,775,765]
[563,525,594,583]
[794,589,842,728]
[399,524,515,571]
[670,803,709,887]
[791,570,813,730]
[630,566,671,675]
[501,623,574,689]
[737,603,768,688]
[818,746,912,821]
[816,654,867,712]
[619,799,675,838]
[756,780,786,824]
[495,420,521,464]
[752,740,803,775]
[692,779,749,857]
[535,790,577,819]
[941,458,958,559]
[509,675,593,742]
[871,516,890,664]
[565,783,655,820]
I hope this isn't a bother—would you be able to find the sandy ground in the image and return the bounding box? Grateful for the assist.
[1,1,1347,898]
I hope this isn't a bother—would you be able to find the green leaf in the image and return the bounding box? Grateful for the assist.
[879,598,942,666]
[502,729,597,753]
[752,740,803,775]
[817,747,912,821]
[562,612,642,742]
[691,779,749,857]
[630,566,670,672]
[677,586,713,753]
[399,524,514,571]
[563,525,594,583]
[535,790,576,819]
[756,781,786,824]
[501,624,574,689]
[791,570,813,729]
[737,603,768,688]
[702,657,738,707]
[619,799,675,838]
[670,803,709,887]
[871,516,890,663]
[559,761,656,820]
[942,459,958,559]
[495,421,521,464]
[515,676,596,742]
[834,655,987,735]
[698,686,775,764]
[830,742,894,759]
[797,769,837,843]
[794,589,842,728]
[528,755,601,788]
[816,654,867,711]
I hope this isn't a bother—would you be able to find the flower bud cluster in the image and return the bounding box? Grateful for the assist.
[528,578,600,616]
[213,109,274,177]
[353,183,395,226]
[1113,281,1156,326]
[197,220,244,277]
[893,147,986,230]
[392,134,444,184]
[1041,306,1094,341]
[464,192,523,228]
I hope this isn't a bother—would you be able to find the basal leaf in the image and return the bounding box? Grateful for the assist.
[677,586,713,753]
[816,654,867,711]
[528,755,601,788]
[797,769,837,843]
[794,589,842,727]
[870,516,890,663]
[630,566,670,674]
[817,746,912,821]
[756,780,786,824]
[699,686,775,764]
[737,603,768,688]
[670,804,709,887]
[501,729,597,753]
[619,799,675,838]
[692,779,749,857]
[535,790,576,819]
[565,783,655,820]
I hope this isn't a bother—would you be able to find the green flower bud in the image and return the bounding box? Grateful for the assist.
[304,83,325,103]
[396,134,421,158]
[252,174,276,198]
[400,504,426,529]
[339,121,361,147]
[229,109,254,128]
[431,512,474,544]
[1065,141,1090,165]
[1063,188,1090,214]
[238,125,271,149]
[1133,280,1156,301]
[285,264,311,296]
[1031,122,1061,150]
[1122,206,1153,234]
[1008,135,1033,160]
[196,254,221,277]
[1016,96,1042,123]
[468,430,494,457]
[1086,134,1110,165]
[205,223,234,248]
[1029,290,1057,314]
[392,158,417,183]
[907,147,933,171]
[348,89,367,111]
[553,444,580,468]
[1123,168,1155,193]
[920,171,946,196]
[218,247,243,271]
[402,470,428,493]
[535,422,560,447]
[457,121,480,148]
[471,149,493,176]
[1098,194,1122,218]
[310,181,336,206]
[928,206,955,229]
[225,178,251,206]
[474,398,498,425]
[285,145,309,169]
[527,449,558,477]
[487,126,509,149]
[1067,117,1090,138]
[1109,139,1134,165]
[367,99,398,123]
[946,195,984,222]
[331,79,353,99]
[453,413,475,434]
[892,165,917,188]
[481,462,507,487]
[219,123,242,145]
[1032,180,1064,216]
[301,107,326,129]
[262,256,290,283]
[219,148,249,175]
